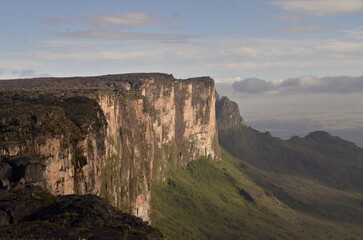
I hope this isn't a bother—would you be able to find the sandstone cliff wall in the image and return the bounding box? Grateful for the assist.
[0,73,220,221]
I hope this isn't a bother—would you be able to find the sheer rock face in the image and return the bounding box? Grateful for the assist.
[215,96,244,127]
[0,73,220,221]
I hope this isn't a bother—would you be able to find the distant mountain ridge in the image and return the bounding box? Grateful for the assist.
[217,96,363,228]
[219,124,363,191]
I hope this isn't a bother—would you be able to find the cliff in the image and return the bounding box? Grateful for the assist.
[0,73,220,221]
[216,96,244,127]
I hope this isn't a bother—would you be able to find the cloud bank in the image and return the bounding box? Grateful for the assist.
[2,36,363,80]
[41,12,162,29]
[12,69,36,77]
[232,78,275,94]
[57,30,187,41]
[41,12,184,41]
[230,75,363,95]
[0,69,51,79]
[272,14,301,24]
[88,12,161,28]
[277,25,335,33]
[272,0,363,17]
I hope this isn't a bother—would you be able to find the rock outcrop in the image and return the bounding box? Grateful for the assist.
[0,73,220,221]
[0,186,163,239]
[216,95,244,127]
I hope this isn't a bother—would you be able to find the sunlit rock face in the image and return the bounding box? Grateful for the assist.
[0,73,220,221]
[216,95,244,127]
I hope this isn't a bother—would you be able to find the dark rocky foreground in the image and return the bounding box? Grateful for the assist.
[0,185,163,240]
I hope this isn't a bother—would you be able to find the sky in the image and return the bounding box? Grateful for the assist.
[1,0,363,146]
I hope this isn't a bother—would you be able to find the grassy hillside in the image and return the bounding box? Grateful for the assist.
[248,166,363,225]
[151,96,363,239]
[218,125,363,192]
[218,125,363,226]
[151,152,363,240]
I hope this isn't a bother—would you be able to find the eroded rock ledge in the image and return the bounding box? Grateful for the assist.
[0,185,163,240]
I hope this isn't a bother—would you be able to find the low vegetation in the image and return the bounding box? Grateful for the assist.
[219,125,363,224]
[152,152,343,240]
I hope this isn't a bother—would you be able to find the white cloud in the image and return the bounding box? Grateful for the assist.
[2,36,363,80]
[318,40,363,52]
[229,75,363,95]
[281,75,321,88]
[0,69,52,79]
[12,69,36,77]
[57,30,188,41]
[232,78,275,93]
[41,12,184,41]
[0,59,45,70]
[277,25,336,33]
[40,18,76,25]
[344,28,363,40]
[37,40,113,48]
[88,12,160,28]
[272,14,301,23]
[42,12,168,29]
[272,0,363,17]
[206,60,319,71]
[231,47,264,57]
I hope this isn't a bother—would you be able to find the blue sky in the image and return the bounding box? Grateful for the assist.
[1,0,363,80]
[1,0,363,146]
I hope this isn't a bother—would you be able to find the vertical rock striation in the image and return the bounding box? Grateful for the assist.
[0,73,220,221]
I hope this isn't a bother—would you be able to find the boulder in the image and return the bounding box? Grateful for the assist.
[0,178,10,190]
[12,178,26,191]
[0,185,55,224]
[0,162,13,181]
[3,156,31,182]
[0,189,10,199]
[0,210,9,227]
[23,163,45,183]
[3,157,44,183]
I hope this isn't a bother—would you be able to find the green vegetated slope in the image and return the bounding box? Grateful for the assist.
[219,126,363,192]
[151,152,362,240]
[218,125,363,236]
[218,125,363,223]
